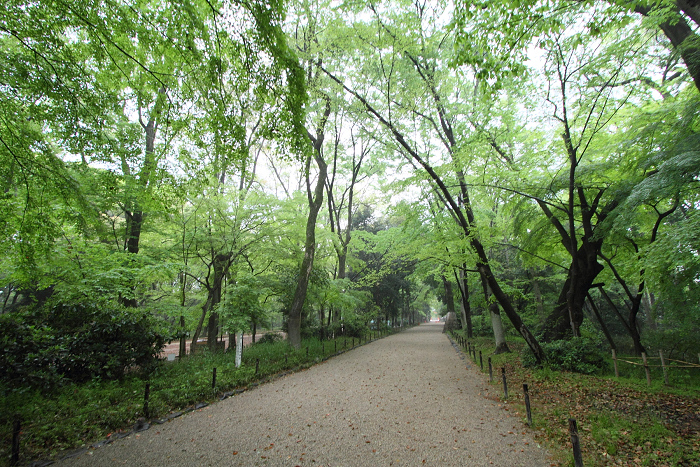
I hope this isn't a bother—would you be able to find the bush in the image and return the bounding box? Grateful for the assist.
[522,337,609,375]
[300,323,322,340]
[254,332,284,345]
[329,312,369,338]
[0,302,172,390]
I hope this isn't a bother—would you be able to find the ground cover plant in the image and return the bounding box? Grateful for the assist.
[452,332,700,466]
[0,329,398,466]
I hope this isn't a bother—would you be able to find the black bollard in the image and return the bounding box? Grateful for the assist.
[524,384,532,426]
[569,418,584,467]
[212,367,217,389]
[488,358,493,383]
[502,367,508,399]
[143,383,151,419]
[255,359,260,375]
[11,416,20,466]
[479,351,483,371]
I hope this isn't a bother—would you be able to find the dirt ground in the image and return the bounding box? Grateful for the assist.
[58,323,554,466]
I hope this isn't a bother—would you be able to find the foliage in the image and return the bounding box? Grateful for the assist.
[0,303,172,390]
[219,273,268,334]
[0,330,394,463]
[456,333,700,466]
[329,310,370,338]
[522,338,609,375]
[254,332,285,345]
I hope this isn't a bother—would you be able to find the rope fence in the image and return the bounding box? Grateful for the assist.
[611,349,700,386]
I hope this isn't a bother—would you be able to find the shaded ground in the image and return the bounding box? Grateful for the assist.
[57,324,553,466]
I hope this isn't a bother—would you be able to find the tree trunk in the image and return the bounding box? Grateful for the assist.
[633,2,700,93]
[205,253,229,352]
[287,162,326,347]
[530,269,545,318]
[179,315,187,359]
[542,243,604,342]
[643,290,657,331]
[597,286,645,355]
[119,89,165,308]
[490,306,509,354]
[288,94,331,348]
[480,275,510,353]
[585,293,616,351]
[454,268,473,337]
[441,275,457,320]
[190,253,230,352]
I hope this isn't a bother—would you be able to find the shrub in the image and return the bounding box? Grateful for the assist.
[0,302,172,390]
[254,332,284,345]
[522,337,609,375]
[329,312,369,338]
[300,323,322,340]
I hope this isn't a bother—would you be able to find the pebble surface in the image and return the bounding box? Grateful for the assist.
[57,323,553,466]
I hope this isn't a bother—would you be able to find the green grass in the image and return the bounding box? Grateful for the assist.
[450,331,700,466]
[0,328,401,466]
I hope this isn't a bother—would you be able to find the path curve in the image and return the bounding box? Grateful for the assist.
[58,323,553,466]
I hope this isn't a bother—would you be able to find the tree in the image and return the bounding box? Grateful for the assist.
[451,0,699,93]
[319,1,545,361]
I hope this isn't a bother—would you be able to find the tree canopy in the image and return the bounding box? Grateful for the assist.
[2,0,699,378]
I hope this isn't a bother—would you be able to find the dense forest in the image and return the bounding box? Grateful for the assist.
[2,0,699,388]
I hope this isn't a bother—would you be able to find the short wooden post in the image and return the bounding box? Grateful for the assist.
[569,418,584,467]
[352,338,355,348]
[322,342,325,354]
[334,341,337,353]
[488,358,493,383]
[523,384,532,426]
[659,350,669,385]
[11,416,20,466]
[612,349,619,378]
[479,351,483,371]
[306,347,309,357]
[212,367,217,389]
[641,352,651,386]
[255,359,260,375]
[143,383,151,419]
[501,367,508,399]
[285,354,288,365]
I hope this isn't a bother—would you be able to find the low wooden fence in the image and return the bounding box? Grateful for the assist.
[611,349,700,385]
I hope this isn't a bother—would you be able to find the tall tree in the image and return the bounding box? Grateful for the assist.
[320,1,545,361]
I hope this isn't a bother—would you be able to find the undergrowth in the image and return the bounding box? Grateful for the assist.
[0,330,393,466]
[451,331,700,467]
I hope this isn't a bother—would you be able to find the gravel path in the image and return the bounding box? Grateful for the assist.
[57,323,553,466]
